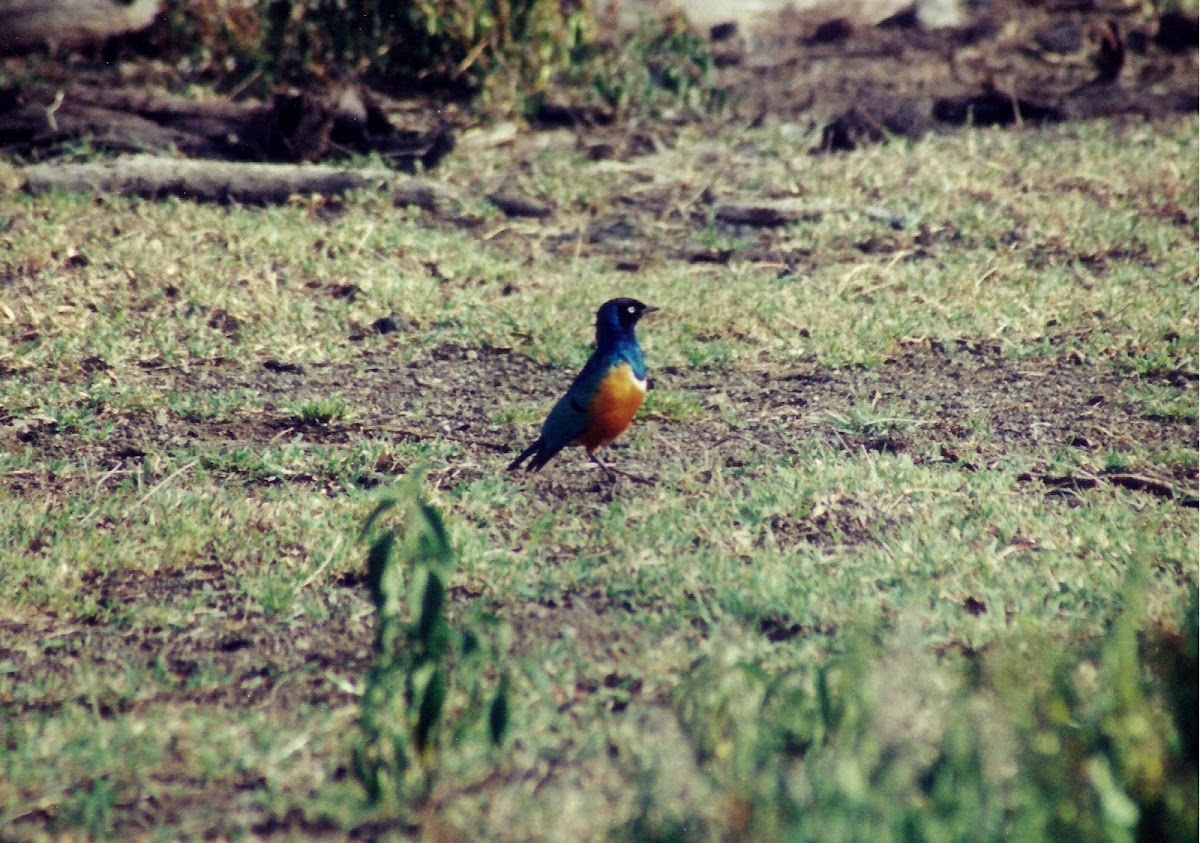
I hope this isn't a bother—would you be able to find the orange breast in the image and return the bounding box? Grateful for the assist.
[576,363,647,452]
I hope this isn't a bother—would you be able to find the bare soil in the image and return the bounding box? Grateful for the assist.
[705,2,1197,146]
[6,342,1197,502]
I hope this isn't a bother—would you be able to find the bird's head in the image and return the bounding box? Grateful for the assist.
[596,298,658,340]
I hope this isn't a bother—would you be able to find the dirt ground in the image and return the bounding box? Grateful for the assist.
[7,340,1197,502]
[699,0,1198,143]
[5,336,1195,681]
[4,0,1197,691]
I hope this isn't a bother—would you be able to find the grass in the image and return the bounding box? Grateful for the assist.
[0,115,1196,839]
[822,397,925,438]
[166,388,262,422]
[286,395,352,426]
[3,122,1196,376]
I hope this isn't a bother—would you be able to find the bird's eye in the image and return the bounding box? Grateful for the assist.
[627,306,636,314]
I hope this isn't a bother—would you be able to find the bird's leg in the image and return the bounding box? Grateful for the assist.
[588,451,651,485]
[588,451,618,482]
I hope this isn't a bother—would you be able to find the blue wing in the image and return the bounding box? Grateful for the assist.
[508,338,645,473]
[537,354,609,455]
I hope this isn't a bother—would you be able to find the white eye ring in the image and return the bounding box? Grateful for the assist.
[627,306,636,314]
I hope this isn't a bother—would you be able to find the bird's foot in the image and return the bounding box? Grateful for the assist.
[611,466,652,484]
[589,453,651,485]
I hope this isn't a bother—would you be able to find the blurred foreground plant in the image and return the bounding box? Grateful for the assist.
[660,570,1197,840]
[353,480,509,806]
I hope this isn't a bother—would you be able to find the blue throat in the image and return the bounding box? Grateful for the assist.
[595,312,645,379]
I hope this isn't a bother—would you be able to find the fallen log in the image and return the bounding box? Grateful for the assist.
[0,98,223,157]
[19,154,461,209]
[0,83,455,166]
[486,188,554,218]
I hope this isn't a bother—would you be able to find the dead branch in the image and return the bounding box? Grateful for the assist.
[19,154,461,209]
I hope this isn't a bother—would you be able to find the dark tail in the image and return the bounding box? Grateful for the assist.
[525,444,563,472]
[507,439,543,471]
[507,438,565,472]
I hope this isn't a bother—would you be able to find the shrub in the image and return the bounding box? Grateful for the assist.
[144,1,723,121]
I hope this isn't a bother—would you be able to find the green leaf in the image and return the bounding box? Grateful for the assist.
[361,494,400,539]
[411,566,446,645]
[1086,755,1139,830]
[489,673,510,747]
[365,529,397,613]
[413,665,446,755]
[412,499,453,567]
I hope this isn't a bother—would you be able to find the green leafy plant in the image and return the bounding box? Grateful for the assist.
[286,396,349,426]
[579,16,726,120]
[168,389,261,422]
[1125,383,1198,423]
[353,481,509,807]
[152,0,595,115]
[823,398,924,438]
[149,2,724,121]
[1119,335,1195,377]
[999,573,1198,842]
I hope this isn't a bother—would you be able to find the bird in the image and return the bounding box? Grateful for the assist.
[508,298,658,479]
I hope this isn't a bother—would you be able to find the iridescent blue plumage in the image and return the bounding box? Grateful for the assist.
[508,298,657,475]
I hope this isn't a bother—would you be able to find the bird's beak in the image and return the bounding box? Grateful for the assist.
[642,306,660,316]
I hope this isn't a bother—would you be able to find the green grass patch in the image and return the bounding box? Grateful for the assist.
[285,395,351,427]
[0,115,1195,838]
